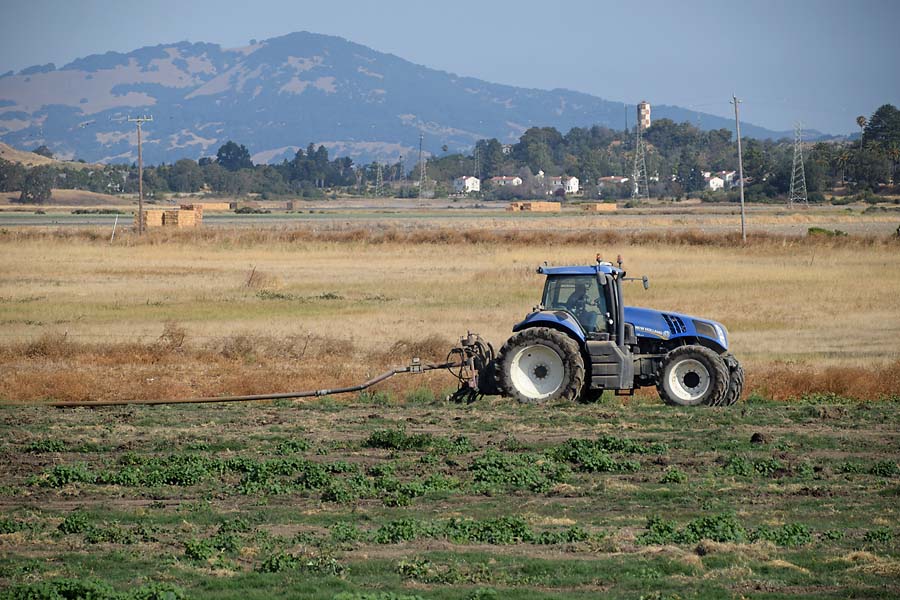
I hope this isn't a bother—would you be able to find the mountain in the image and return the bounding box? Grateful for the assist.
[0,31,822,166]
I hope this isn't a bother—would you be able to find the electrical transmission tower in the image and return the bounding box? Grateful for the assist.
[631,120,649,201]
[418,133,426,190]
[788,122,808,207]
[473,144,481,180]
[374,162,383,196]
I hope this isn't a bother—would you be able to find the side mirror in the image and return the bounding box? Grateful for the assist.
[642,276,650,290]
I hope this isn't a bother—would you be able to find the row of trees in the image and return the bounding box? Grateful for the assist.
[2,105,898,204]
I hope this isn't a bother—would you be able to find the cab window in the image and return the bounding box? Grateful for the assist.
[542,275,608,332]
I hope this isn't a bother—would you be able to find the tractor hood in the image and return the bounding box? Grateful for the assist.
[624,306,729,351]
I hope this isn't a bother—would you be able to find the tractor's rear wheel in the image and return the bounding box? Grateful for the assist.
[657,345,728,407]
[496,327,584,404]
[719,353,744,406]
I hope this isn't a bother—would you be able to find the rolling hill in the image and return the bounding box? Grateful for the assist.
[0,31,820,166]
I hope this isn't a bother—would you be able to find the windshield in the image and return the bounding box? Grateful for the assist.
[541,275,608,333]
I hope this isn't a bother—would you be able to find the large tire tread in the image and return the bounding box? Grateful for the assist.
[495,327,584,404]
[656,345,728,407]
[720,353,744,406]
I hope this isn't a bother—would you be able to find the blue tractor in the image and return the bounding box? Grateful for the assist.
[483,256,743,406]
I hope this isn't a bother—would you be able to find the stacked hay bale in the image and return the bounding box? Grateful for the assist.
[134,209,164,229]
[582,203,617,212]
[194,202,231,211]
[163,209,196,228]
[180,204,204,226]
[510,201,561,212]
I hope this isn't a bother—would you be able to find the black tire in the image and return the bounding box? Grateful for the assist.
[719,353,744,406]
[656,345,728,407]
[495,327,585,404]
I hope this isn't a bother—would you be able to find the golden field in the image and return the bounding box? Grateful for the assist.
[1,219,899,403]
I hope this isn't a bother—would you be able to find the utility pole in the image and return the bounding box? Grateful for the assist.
[127,115,153,234]
[731,96,746,242]
[399,154,405,188]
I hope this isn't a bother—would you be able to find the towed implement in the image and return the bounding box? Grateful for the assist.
[51,255,742,408]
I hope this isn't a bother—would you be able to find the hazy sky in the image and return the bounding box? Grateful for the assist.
[1,0,897,134]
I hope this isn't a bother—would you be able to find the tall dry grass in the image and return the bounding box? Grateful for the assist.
[2,333,897,404]
[3,225,899,249]
[1,225,898,403]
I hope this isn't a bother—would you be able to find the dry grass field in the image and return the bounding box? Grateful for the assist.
[1,222,899,404]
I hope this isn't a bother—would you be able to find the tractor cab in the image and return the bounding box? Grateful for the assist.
[540,273,608,335]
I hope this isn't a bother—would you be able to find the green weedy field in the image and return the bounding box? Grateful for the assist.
[1,394,898,599]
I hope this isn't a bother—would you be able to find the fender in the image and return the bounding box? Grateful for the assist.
[512,310,586,346]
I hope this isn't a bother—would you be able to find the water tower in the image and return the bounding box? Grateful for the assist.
[637,100,651,131]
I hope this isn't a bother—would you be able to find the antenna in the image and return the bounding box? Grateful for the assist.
[631,109,649,201]
[127,114,153,235]
[788,122,808,207]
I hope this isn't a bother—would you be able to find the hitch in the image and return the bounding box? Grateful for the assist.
[446,332,496,403]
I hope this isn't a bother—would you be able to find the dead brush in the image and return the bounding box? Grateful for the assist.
[6,225,900,250]
[22,332,70,359]
[157,321,187,351]
[746,360,900,401]
[375,335,454,364]
[244,266,282,290]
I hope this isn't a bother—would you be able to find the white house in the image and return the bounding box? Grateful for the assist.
[548,175,579,194]
[707,176,725,191]
[490,175,523,187]
[453,176,481,194]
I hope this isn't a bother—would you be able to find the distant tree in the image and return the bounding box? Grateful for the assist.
[32,145,54,159]
[169,158,204,193]
[17,166,53,204]
[856,115,867,150]
[0,158,26,192]
[863,104,900,149]
[850,147,891,190]
[216,141,253,171]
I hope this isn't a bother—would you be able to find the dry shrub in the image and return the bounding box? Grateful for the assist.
[747,360,900,401]
[217,333,355,363]
[157,321,186,350]
[244,266,281,290]
[377,334,453,363]
[219,334,260,361]
[22,332,70,359]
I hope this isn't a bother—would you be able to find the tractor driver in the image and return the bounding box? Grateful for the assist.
[566,282,589,312]
[565,281,601,332]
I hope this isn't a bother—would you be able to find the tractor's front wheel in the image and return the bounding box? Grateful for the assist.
[496,327,584,404]
[657,345,728,407]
